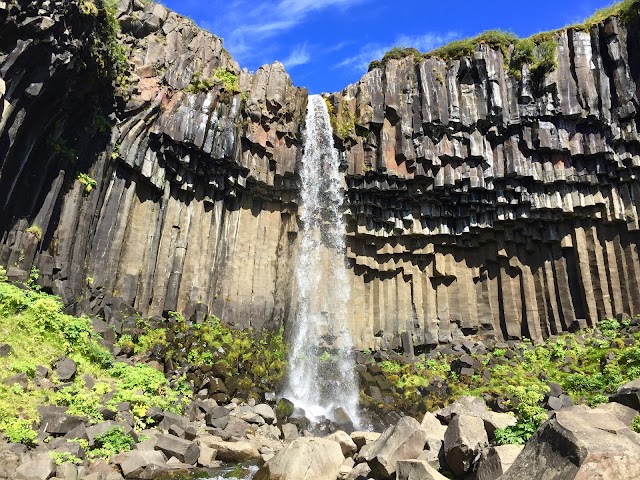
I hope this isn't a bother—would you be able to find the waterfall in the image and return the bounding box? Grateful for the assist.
[284,94,360,427]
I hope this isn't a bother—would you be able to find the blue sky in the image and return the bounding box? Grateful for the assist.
[162,0,619,94]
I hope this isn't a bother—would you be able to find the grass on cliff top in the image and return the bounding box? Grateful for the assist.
[368,0,638,71]
[0,267,190,446]
[367,318,640,444]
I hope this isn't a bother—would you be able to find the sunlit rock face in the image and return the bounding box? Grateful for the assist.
[1,1,640,349]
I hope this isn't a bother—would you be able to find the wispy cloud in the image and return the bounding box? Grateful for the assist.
[337,31,460,72]
[282,44,311,68]
[209,0,369,65]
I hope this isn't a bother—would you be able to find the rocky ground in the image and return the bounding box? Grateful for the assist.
[1,381,639,480]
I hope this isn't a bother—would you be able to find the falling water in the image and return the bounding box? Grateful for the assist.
[284,94,360,427]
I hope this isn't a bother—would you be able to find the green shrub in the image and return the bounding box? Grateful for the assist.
[632,415,640,433]
[77,173,98,195]
[89,426,135,460]
[26,225,43,241]
[51,451,83,465]
[2,418,37,446]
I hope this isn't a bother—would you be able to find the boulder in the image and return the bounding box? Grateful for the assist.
[205,440,260,462]
[39,406,87,435]
[338,457,355,480]
[595,402,639,426]
[345,462,371,480]
[474,445,523,480]
[0,343,12,356]
[610,378,640,411]
[224,417,252,438]
[112,450,167,478]
[154,434,200,465]
[281,423,298,442]
[15,452,56,480]
[3,372,28,389]
[55,357,77,382]
[86,421,134,446]
[396,460,448,480]
[350,431,382,450]
[253,404,276,424]
[327,430,358,457]
[481,411,517,440]
[435,396,489,424]
[363,416,429,478]
[443,414,488,476]
[502,406,640,480]
[254,437,344,480]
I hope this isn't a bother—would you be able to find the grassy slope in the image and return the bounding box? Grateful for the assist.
[0,268,190,446]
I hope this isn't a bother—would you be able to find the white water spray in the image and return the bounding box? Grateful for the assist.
[284,95,360,427]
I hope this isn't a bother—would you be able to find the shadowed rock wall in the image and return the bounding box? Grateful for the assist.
[1,0,640,349]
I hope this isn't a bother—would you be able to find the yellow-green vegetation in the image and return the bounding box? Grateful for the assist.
[130,312,288,400]
[77,172,98,195]
[86,0,129,84]
[26,224,43,240]
[185,67,242,99]
[0,277,191,445]
[48,137,77,163]
[368,319,640,444]
[324,97,356,140]
[368,0,639,77]
[632,414,640,433]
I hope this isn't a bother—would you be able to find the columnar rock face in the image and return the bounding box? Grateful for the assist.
[1,0,640,348]
[331,16,640,348]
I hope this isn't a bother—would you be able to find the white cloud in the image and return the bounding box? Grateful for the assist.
[283,44,311,68]
[336,31,460,73]
[212,0,369,65]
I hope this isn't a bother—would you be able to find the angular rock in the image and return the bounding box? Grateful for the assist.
[364,416,429,478]
[611,378,640,411]
[253,404,276,424]
[481,411,517,440]
[205,440,260,462]
[39,406,87,435]
[595,402,639,426]
[396,460,448,480]
[111,450,168,476]
[475,445,523,480]
[443,414,489,476]
[254,437,345,480]
[502,406,640,480]
[55,358,77,382]
[327,430,358,457]
[435,396,489,424]
[154,434,200,465]
[15,452,56,480]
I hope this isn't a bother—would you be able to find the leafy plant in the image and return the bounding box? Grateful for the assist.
[51,451,83,465]
[26,225,43,241]
[89,426,135,460]
[77,173,98,195]
[2,418,37,446]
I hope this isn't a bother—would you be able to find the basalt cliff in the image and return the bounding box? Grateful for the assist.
[1,0,640,350]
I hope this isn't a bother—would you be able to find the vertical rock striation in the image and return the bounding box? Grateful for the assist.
[1,0,640,349]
